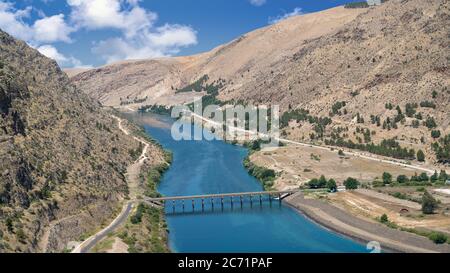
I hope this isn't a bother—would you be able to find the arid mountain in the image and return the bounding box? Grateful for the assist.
[0,30,160,252]
[70,0,449,166]
[68,6,364,107]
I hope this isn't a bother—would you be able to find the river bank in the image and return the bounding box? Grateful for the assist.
[284,192,450,253]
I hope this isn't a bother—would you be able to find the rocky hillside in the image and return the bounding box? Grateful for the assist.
[0,30,157,252]
[69,0,449,166]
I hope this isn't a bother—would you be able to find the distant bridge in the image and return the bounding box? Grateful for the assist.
[143,190,298,211]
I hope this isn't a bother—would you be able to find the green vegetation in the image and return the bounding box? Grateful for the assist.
[395,227,450,245]
[431,130,441,139]
[428,232,448,244]
[380,214,389,224]
[325,138,415,160]
[280,108,331,138]
[138,105,173,115]
[405,103,418,118]
[176,75,226,98]
[326,179,337,192]
[243,157,276,190]
[377,215,450,245]
[119,203,169,253]
[421,190,438,214]
[330,101,346,116]
[343,177,359,190]
[417,149,425,162]
[396,175,409,184]
[424,116,437,129]
[176,75,209,93]
[120,96,148,106]
[382,172,392,184]
[144,162,171,198]
[432,134,450,164]
[420,101,436,109]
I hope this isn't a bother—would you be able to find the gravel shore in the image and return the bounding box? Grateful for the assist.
[284,192,450,253]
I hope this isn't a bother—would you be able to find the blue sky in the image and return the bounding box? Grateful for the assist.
[0,0,360,68]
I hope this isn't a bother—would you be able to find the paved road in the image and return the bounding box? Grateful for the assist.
[72,202,134,253]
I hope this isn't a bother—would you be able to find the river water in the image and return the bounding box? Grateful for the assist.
[128,113,367,253]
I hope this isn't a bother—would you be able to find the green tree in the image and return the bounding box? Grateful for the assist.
[430,171,439,183]
[419,172,429,182]
[380,214,389,223]
[326,179,337,192]
[422,191,438,214]
[344,177,359,190]
[396,175,409,184]
[431,130,441,139]
[307,178,320,189]
[382,172,392,184]
[318,175,327,188]
[417,150,425,162]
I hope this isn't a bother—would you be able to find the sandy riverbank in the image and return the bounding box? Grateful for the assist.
[284,192,450,253]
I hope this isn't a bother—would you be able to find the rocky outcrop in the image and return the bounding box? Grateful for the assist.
[0,29,156,252]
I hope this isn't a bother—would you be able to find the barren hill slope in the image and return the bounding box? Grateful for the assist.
[70,0,449,166]
[69,6,364,107]
[0,30,162,252]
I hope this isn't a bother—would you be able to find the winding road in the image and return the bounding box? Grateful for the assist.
[71,116,150,253]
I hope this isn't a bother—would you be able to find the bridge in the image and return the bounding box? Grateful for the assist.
[143,190,298,211]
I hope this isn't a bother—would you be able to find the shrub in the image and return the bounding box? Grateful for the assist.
[326,179,337,192]
[422,191,438,214]
[397,175,409,184]
[417,150,425,162]
[431,130,441,139]
[382,172,392,184]
[420,101,436,109]
[344,177,359,190]
[428,232,448,244]
[380,214,389,224]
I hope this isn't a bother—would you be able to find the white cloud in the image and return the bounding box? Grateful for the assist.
[33,14,75,43]
[0,0,198,67]
[67,0,157,38]
[37,44,91,68]
[249,0,266,7]
[93,24,197,63]
[268,7,303,24]
[0,2,33,41]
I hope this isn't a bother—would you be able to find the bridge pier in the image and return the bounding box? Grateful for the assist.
[149,190,298,213]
